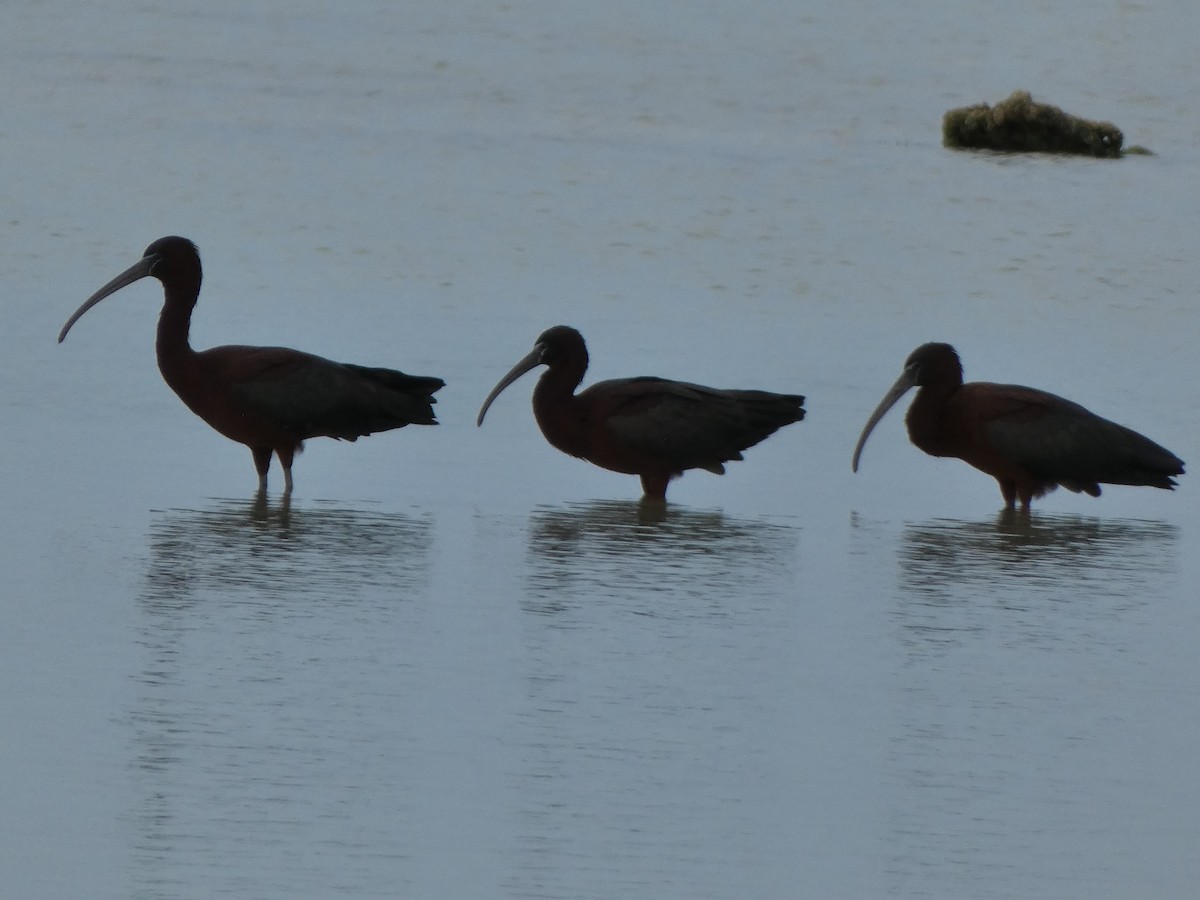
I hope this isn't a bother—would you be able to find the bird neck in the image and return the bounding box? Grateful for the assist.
[155,292,200,385]
[532,362,588,455]
[533,357,585,405]
[906,383,959,457]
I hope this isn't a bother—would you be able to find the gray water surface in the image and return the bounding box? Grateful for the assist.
[3,2,1199,898]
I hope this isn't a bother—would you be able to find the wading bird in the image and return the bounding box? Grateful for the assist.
[58,236,443,493]
[476,325,805,500]
[851,342,1184,508]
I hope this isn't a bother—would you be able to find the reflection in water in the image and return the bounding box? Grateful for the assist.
[132,496,434,898]
[897,510,1179,645]
[525,498,799,609]
[509,500,803,898]
[144,493,435,604]
[882,511,1180,897]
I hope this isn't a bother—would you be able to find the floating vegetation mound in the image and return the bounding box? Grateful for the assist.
[943,90,1130,158]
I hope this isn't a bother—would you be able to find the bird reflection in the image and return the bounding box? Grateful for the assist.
[143,494,435,606]
[893,509,1178,650]
[524,499,799,613]
[881,510,1180,892]
[900,509,1177,593]
[133,495,435,878]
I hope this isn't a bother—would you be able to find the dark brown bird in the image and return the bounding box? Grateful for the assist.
[58,236,443,493]
[476,325,805,500]
[851,342,1184,508]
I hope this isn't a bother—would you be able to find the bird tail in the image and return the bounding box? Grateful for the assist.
[344,364,445,401]
[731,391,806,449]
[739,391,806,424]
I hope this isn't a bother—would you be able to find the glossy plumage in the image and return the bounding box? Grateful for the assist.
[477,325,805,499]
[58,236,443,492]
[852,342,1184,507]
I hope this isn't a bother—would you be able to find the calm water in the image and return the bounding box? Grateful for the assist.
[3,2,1199,898]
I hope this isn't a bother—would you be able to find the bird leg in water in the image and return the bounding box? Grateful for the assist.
[252,447,273,492]
[251,445,297,493]
[277,446,296,495]
[639,473,670,500]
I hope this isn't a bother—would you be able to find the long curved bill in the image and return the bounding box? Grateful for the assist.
[476,345,545,426]
[851,367,918,472]
[57,255,157,343]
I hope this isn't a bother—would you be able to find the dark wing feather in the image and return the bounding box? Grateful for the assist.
[597,377,804,473]
[224,347,443,441]
[982,384,1183,491]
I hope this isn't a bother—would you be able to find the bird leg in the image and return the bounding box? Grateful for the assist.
[252,446,273,493]
[998,478,1038,510]
[998,479,1017,509]
[276,446,296,495]
[639,473,670,501]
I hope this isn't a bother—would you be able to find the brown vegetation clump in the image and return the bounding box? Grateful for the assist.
[943,90,1125,158]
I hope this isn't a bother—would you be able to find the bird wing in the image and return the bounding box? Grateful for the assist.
[206,345,442,441]
[595,377,804,473]
[973,383,1182,488]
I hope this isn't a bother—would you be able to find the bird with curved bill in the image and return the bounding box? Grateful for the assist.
[477,325,806,501]
[58,236,444,494]
[852,342,1184,508]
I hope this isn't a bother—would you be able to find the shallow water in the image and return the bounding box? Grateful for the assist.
[3,1,1199,898]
